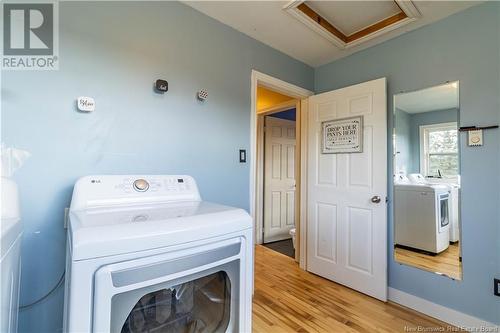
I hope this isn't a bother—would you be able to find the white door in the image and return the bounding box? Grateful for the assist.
[264,116,296,243]
[306,78,387,301]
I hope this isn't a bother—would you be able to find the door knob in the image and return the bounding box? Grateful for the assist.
[371,195,381,203]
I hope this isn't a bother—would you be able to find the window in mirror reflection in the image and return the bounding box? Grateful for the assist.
[393,81,462,281]
[420,123,458,177]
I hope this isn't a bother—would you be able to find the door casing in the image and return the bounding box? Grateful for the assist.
[250,70,312,268]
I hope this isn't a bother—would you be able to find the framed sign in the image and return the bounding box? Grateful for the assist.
[322,116,363,154]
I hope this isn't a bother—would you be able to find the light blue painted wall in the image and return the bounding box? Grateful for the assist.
[409,108,458,173]
[497,1,500,312]
[394,108,412,174]
[315,2,500,324]
[1,2,313,332]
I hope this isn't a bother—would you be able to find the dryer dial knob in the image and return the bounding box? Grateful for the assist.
[133,179,149,192]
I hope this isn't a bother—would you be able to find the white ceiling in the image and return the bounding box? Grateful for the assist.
[395,82,459,114]
[185,1,481,67]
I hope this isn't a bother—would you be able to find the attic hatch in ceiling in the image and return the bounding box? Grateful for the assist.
[284,0,421,49]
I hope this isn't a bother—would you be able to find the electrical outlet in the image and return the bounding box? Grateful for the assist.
[494,278,500,297]
[239,149,246,163]
[64,208,69,229]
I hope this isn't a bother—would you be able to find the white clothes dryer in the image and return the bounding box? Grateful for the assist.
[63,175,253,333]
[394,180,450,254]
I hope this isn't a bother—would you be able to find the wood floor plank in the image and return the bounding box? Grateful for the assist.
[394,243,462,280]
[253,245,458,333]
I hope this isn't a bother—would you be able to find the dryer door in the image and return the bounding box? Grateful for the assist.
[92,238,245,333]
[437,192,450,233]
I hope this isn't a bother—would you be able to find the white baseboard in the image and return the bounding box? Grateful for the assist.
[388,288,499,331]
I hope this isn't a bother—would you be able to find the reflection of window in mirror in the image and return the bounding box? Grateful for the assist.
[420,122,458,178]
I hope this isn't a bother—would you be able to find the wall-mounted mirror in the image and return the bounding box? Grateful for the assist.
[393,81,462,280]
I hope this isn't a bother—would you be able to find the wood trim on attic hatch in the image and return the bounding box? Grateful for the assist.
[296,1,409,44]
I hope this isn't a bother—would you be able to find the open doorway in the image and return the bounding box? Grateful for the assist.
[250,71,387,301]
[251,71,388,301]
[259,90,297,258]
[251,72,313,266]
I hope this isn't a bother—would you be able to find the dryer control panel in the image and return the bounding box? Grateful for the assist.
[70,175,201,210]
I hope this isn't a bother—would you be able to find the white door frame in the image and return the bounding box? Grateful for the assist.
[250,70,313,269]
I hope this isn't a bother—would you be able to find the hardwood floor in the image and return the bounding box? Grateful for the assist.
[394,242,462,280]
[253,245,455,333]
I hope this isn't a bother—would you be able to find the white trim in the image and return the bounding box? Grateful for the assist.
[283,0,346,50]
[258,99,297,115]
[250,70,313,267]
[252,71,313,99]
[283,0,420,49]
[419,122,458,176]
[346,17,417,49]
[395,0,422,18]
[298,98,308,270]
[388,288,499,331]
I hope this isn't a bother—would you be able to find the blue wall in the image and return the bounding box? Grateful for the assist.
[394,108,412,175]
[2,1,499,330]
[316,2,500,324]
[1,2,313,332]
[269,108,296,121]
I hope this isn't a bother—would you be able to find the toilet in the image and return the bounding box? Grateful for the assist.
[289,228,296,249]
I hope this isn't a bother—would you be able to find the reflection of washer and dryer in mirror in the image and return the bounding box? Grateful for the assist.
[394,173,459,254]
[393,81,462,280]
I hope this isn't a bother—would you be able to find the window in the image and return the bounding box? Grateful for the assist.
[420,122,458,177]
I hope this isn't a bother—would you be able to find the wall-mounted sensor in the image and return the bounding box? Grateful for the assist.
[197,89,208,102]
[77,96,95,112]
[468,129,483,146]
[155,79,168,93]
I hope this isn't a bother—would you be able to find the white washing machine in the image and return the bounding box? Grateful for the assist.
[0,177,22,333]
[63,175,253,333]
[394,175,450,254]
[410,174,460,242]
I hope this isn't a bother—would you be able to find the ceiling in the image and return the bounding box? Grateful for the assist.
[186,1,481,67]
[257,86,295,111]
[395,82,459,114]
